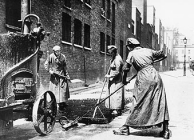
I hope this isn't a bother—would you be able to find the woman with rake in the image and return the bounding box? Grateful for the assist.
[105,45,124,116]
[113,38,171,139]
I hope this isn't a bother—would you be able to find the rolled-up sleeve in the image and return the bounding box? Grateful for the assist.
[44,56,50,71]
[152,50,166,61]
[126,52,133,65]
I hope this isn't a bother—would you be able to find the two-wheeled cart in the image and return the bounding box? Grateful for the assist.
[0,14,51,136]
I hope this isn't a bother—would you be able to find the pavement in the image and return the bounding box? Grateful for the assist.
[1,69,194,140]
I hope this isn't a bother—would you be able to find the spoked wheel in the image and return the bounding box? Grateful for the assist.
[33,91,57,135]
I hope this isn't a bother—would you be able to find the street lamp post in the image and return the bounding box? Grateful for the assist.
[183,37,187,76]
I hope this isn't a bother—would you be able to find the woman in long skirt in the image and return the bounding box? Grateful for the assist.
[44,45,70,110]
[113,38,171,139]
[105,45,124,116]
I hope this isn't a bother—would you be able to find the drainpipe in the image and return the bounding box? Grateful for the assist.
[21,0,30,34]
[21,0,39,96]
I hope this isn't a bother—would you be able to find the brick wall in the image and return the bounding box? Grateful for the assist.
[0,0,6,33]
[30,0,132,89]
[0,0,133,90]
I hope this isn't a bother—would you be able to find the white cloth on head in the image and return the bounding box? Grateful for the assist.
[126,38,140,45]
[53,45,61,51]
[108,45,117,50]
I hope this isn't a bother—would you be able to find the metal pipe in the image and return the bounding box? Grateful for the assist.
[21,0,29,34]
[21,14,40,34]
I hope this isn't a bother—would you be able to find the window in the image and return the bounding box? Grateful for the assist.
[182,49,184,54]
[85,0,91,5]
[74,19,82,45]
[107,0,111,19]
[131,21,134,34]
[120,40,123,58]
[84,24,90,48]
[64,0,71,8]
[106,35,110,53]
[147,31,152,45]
[188,56,190,61]
[112,2,115,35]
[136,20,141,41]
[62,13,71,43]
[112,37,115,45]
[100,32,105,52]
[126,48,129,59]
[102,0,105,10]
[101,0,105,17]
[6,0,21,29]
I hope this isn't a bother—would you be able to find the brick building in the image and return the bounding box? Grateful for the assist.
[132,0,148,48]
[0,0,133,89]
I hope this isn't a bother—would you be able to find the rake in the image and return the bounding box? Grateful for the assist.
[62,74,137,130]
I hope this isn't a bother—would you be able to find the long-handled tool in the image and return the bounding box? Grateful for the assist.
[93,67,111,118]
[79,66,111,124]
[62,57,164,129]
[53,72,84,83]
[78,75,109,124]
[62,74,137,130]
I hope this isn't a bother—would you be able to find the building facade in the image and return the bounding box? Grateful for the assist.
[0,0,134,88]
[174,35,194,69]
[132,0,148,48]
[0,0,177,89]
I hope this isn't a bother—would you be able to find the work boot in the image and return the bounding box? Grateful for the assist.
[160,129,172,139]
[111,110,118,116]
[113,125,130,136]
[160,121,172,139]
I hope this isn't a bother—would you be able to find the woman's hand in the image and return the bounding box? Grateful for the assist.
[49,69,54,75]
[105,74,112,78]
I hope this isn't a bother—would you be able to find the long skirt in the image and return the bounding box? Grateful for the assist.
[105,80,124,110]
[124,65,169,129]
[49,75,70,104]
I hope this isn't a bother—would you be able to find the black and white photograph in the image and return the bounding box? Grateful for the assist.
[0,0,194,140]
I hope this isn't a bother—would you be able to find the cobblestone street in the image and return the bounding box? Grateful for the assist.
[1,69,194,140]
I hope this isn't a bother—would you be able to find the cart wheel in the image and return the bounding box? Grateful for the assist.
[32,91,57,135]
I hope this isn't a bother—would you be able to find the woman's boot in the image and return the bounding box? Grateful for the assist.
[160,121,172,139]
[113,125,130,136]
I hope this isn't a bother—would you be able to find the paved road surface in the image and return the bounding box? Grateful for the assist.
[0,69,194,140]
